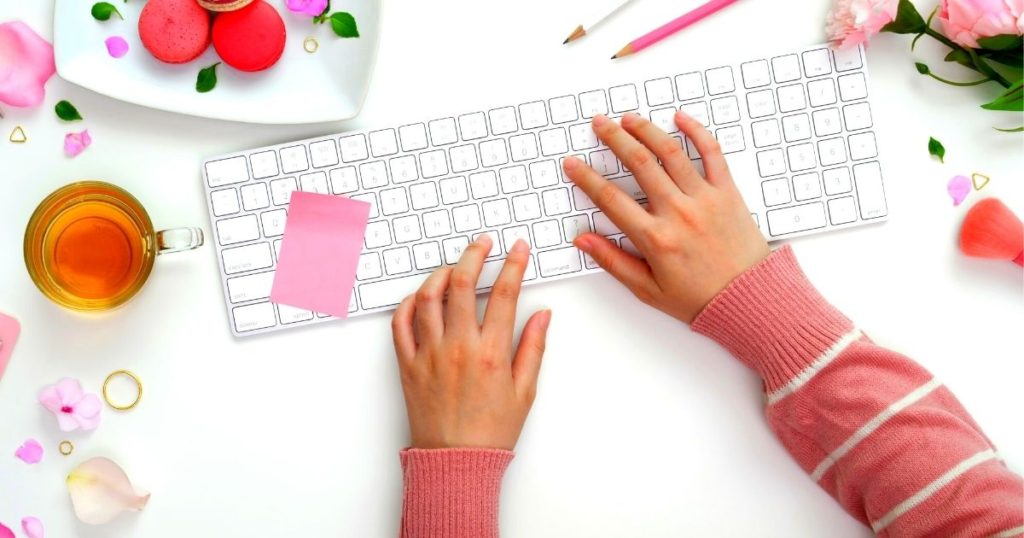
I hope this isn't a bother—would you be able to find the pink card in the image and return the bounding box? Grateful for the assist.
[1,312,21,381]
[270,192,371,318]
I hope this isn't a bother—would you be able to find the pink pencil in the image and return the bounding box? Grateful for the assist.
[612,0,741,59]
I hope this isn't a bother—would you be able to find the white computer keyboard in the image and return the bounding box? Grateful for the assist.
[202,43,887,337]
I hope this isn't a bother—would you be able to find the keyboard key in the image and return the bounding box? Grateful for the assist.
[222,242,273,274]
[360,161,389,189]
[240,183,270,211]
[473,231,502,258]
[530,160,560,188]
[766,202,827,236]
[500,166,530,194]
[479,139,510,167]
[440,176,469,204]
[751,119,782,148]
[675,72,705,101]
[705,66,735,95]
[771,54,801,83]
[482,199,512,227]
[746,90,776,119]
[620,237,642,258]
[792,172,822,201]
[650,107,680,133]
[761,178,791,206]
[360,273,430,309]
[539,128,569,156]
[233,302,276,332]
[453,204,483,232]
[502,225,532,249]
[589,149,619,176]
[562,214,591,241]
[398,123,428,151]
[428,117,459,146]
[808,79,837,107]
[389,155,419,184]
[823,167,853,195]
[537,246,582,277]
[549,95,579,124]
[298,171,330,194]
[227,271,274,303]
[777,84,807,113]
[609,84,640,113]
[369,129,399,157]
[269,177,297,205]
[352,193,379,219]
[532,220,562,248]
[518,101,548,129]
[853,161,887,219]
[211,189,240,217]
[280,146,309,174]
[828,196,858,225]
[330,167,359,194]
[488,107,519,135]
[680,101,710,127]
[206,156,249,187]
[579,89,609,118]
[715,126,746,153]
[356,252,382,280]
[782,113,812,142]
[260,209,287,237]
[802,48,832,77]
[569,123,600,150]
[833,47,863,72]
[419,150,449,178]
[593,211,621,236]
[450,144,480,173]
[843,102,873,131]
[572,186,596,211]
[309,140,339,168]
[512,193,542,221]
[410,182,439,210]
[838,73,868,101]
[644,78,675,106]
[278,304,313,324]
[610,175,646,201]
[458,112,489,140]
[442,236,471,264]
[741,60,771,88]
[249,151,278,180]
[413,242,443,270]
[364,220,391,248]
[422,209,453,238]
[711,96,741,124]
[757,149,786,177]
[480,256,538,288]
[470,171,499,199]
[849,132,878,160]
[818,137,847,166]
[787,143,816,172]
[383,247,413,275]
[380,187,410,216]
[339,135,369,162]
[812,108,843,136]
[509,133,539,162]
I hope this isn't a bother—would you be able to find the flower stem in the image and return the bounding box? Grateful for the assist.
[923,27,1012,88]
[924,71,991,86]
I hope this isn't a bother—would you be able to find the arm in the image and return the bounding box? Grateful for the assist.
[565,111,1023,536]
[392,237,551,538]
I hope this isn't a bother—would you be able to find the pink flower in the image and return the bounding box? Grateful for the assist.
[105,36,129,59]
[939,0,1024,48]
[38,378,101,431]
[15,438,44,464]
[64,130,92,158]
[0,21,56,107]
[827,0,900,48]
[0,522,14,538]
[285,0,328,17]
[21,517,44,538]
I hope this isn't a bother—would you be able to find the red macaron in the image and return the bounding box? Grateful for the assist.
[212,0,287,72]
[138,0,211,64]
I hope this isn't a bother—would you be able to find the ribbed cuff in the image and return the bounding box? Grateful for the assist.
[691,245,854,393]
[400,448,514,538]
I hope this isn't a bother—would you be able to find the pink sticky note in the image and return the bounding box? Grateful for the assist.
[270,192,371,318]
[0,312,21,381]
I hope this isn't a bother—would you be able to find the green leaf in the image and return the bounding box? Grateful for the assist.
[977,34,1023,51]
[54,100,83,121]
[944,49,973,68]
[196,62,220,93]
[881,0,926,34]
[329,12,359,38]
[928,137,945,162]
[981,78,1024,111]
[91,2,123,21]
[994,125,1024,132]
[915,62,930,75]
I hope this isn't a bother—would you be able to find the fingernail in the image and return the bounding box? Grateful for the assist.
[592,114,609,127]
[539,309,552,330]
[511,238,530,254]
[676,109,690,120]
[475,234,492,247]
[573,234,594,252]
[563,156,580,170]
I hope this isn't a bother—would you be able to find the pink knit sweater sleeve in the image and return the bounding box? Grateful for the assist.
[692,245,1024,537]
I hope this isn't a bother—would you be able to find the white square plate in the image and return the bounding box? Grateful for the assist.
[53,0,380,124]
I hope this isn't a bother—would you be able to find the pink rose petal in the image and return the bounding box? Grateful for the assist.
[826,0,900,48]
[21,517,44,538]
[64,130,92,158]
[948,175,972,206]
[0,522,15,538]
[15,438,43,464]
[68,457,150,525]
[105,36,129,58]
[0,21,56,107]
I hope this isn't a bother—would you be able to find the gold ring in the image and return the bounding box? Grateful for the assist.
[59,440,74,456]
[103,370,143,410]
[303,37,319,53]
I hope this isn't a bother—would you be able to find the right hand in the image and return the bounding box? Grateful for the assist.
[563,111,770,324]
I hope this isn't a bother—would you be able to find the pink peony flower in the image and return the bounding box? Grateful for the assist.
[827,0,901,48]
[15,438,44,464]
[64,130,92,158]
[285,0,328,17]
[939,0,1024,48]
[38,378,101,431]
[0,21,56,107]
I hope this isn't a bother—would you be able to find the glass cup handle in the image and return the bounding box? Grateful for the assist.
[156,228,204,255]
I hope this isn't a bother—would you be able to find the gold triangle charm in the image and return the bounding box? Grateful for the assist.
[9,126,27,143]
[971,172,990,191]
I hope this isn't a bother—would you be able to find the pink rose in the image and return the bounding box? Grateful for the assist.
[939,0,1024,48]
[827,0,901,48]
[0,21,56,107]
[285,0,328,17]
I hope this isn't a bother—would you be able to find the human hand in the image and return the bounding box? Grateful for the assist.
[564,111,770,324]
[391,236,551,450]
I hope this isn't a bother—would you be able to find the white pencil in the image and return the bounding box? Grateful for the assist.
[563,0,635,44]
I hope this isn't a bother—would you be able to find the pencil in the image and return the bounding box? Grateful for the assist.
[563,0,635,44]
[612,0,740,58]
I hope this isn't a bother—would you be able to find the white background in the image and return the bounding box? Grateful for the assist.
[2,0,1022,537]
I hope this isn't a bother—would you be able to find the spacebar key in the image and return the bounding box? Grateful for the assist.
[359,274,431,310]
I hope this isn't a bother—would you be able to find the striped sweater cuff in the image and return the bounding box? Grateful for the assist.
[400,448,514,538]
[691,245,855,394]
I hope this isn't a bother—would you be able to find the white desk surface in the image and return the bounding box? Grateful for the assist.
[2,1,1022,536]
